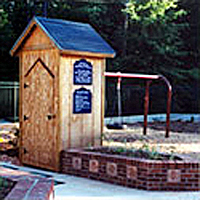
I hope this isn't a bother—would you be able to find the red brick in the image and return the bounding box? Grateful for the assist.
[150,169,163,173]
[181,173,193,178]
[61,150,200,191]
[189,169,199,173]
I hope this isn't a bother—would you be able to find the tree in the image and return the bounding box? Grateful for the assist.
[121,0,188,75]
[0,1,19,81]
[121,0,199,113]
[0,0,199,112]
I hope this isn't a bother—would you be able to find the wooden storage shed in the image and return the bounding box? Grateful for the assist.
[10,16,115,171]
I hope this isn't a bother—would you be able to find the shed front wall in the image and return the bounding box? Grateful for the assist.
[19,49,60,171]
[60,55,105,150]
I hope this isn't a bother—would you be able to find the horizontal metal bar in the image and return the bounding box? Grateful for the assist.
[104,72,160,80]
[0,87,19,89]
[0,82,19,85]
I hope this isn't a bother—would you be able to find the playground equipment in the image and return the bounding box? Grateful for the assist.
[105,72,172,138]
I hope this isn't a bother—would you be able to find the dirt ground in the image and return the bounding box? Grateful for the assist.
[0,121,199,163]
[0,123,20,165]
[103,121,200,162]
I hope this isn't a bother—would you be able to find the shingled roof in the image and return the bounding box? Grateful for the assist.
[10,16,115,58]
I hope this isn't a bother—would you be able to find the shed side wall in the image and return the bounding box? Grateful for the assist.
[60,55,105,149]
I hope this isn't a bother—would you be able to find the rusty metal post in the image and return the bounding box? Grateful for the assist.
[117,76,122,126]
[166,85,172,138]
[159,75,172,138]
[144,81,151,135]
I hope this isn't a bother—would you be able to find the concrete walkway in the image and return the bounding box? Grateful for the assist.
[55,176,200,200]
[0,162,199,200]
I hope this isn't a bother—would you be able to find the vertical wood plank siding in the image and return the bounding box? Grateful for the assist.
[60,55,105,150]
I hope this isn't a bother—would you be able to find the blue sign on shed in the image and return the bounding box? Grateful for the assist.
[73,88,92,114]
[74,59,92,85]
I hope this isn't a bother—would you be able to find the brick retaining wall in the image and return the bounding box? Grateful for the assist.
[0,166,54,200]
[61,149,200,191]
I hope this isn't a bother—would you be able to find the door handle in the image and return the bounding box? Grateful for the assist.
[47,114,55,120]
[23,148,27,154]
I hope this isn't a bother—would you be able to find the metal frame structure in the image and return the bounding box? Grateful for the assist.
[104,72,172,138]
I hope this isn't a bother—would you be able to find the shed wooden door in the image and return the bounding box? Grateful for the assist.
[22,58,57,170]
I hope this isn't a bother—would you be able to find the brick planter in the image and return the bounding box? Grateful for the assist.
[60,149,200,191]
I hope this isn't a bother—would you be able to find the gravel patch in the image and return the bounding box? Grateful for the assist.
[103,121,200,162]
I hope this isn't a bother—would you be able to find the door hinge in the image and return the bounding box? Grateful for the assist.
[47,114,56,120]
[24,115,29,121]
[24,83,29,88]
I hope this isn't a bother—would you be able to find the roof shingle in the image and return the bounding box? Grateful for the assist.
[35,17,115,56]
[10,16,115,57]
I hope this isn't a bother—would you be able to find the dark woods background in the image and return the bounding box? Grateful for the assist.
[0,0,199,115]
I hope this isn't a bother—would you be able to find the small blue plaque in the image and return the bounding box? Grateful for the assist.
[74,59,92,85]
[73,88,92,114]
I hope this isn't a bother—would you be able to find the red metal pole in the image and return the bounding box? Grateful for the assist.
[144,81,151,135]
[117,77,122,125]
[159,76,172,138]
[166,89,172,137]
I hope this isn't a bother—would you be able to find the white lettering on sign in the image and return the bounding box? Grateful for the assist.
[74,59,92,85]
[73,88,92,114]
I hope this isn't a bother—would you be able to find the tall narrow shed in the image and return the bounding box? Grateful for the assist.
[10,17,115,171]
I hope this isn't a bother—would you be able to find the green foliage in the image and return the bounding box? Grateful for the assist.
[118,0,199,113]
[115,146,127,153]
[0,0,199,112]
[124,0,187,24]
[169,149,175,160]
[0,1,18,81]
[139,143,161,160]
[103,142,177,160]
[122,0,189,75]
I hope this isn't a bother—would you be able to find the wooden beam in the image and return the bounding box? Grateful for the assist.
[60,49,115,59]
[22,45,56,51]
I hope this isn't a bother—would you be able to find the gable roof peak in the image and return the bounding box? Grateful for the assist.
[10,16,115,58]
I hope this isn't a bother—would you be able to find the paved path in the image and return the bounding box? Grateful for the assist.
[55,176,200,200]
[1,163,199,200]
